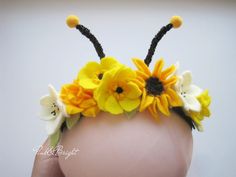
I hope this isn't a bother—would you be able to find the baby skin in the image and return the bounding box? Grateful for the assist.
[32,110,193,177]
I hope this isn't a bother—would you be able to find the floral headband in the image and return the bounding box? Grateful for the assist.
[40,15,211,147]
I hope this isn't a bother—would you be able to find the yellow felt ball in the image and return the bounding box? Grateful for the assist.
[66,15,79,28]
[170,16,183,28]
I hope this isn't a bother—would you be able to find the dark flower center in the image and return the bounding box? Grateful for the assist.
[98,73,103,80]
[51,103,59,116]
[116,87,123,94]
[145,77,164,96]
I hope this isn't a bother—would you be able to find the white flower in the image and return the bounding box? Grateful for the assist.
[40,84,68,135]
[175,71,202,112]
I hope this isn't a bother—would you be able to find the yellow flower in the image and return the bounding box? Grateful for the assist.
[132,58,182,121]
[77,57,121,89]
[60,80,99,117]
[187,90,211,131]
[94,65,142,114]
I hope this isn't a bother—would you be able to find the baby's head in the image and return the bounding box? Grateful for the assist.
[58,111,193,177]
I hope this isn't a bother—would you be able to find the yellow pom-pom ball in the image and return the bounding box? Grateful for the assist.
[170,16,183,29]
[66,15,79,28]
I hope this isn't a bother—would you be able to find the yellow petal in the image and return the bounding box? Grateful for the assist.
[140,92,154,112]
[100,57,121,70]
[100,76,113,88]
[198,90,211,107]
[191,115,201,125]
[126,82,142,99]
[152,59,164,77]
[152,99,158,115]
[94,88,109,110]
[139,88,146,111]
[115,66,136,81]
[82,106,100,117]
[166,88,182,107]
[163,76,177,87]
[132,58,151,76]
[148,103,160,122]
[66,105,83,115]
[136,70,150,80]
[160,65,176,80]
[78,61,101,80]
[202,107,211,117]
[94,70,113,110]
[136,76,146,86]
[161,94,170,115]
[189,112,205,131]
[79,78,98,89]
[119,98,140,112]
[103,66,121,82]
[156,96,170,116]
[79,98,97,109]
[131,78,145,89]
[105,95,123,114]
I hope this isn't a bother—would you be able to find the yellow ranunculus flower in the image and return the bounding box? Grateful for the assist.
[94,65,142,115]
[77,57,121,89]
[187,90,211,131]
[60,80,99,117]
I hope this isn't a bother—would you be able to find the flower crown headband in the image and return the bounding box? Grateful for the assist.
[40,15,211,147]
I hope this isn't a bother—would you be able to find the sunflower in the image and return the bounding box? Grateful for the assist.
[132,58,182,120]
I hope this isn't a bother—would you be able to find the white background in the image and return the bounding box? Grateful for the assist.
[0,0,236,176]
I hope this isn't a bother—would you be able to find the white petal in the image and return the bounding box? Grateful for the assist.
[40,107,56,121]
[196,125,204,132]
[187,85,202,97]
[181,71,192,91]
[45,113,65,135]
[40,115,55,121]
[178,93,185,103]
[183,95,201,112]
[175,75,183,92]
[40,95,55,107]
[56,99,69,117]
[48,84,58,99]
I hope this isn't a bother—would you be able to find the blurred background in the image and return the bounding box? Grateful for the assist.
[0,0,236,176]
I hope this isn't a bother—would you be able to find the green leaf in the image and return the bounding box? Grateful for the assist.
[49,130,61,148]
[66,114,80,129]
[124,109,137,119]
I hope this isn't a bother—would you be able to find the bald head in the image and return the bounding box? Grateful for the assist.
[58,111,193,177]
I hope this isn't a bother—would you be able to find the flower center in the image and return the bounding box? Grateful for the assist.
[116,87,123,94]
[98,73,103,80]
[51,103,59,116]
[145,77,164,96]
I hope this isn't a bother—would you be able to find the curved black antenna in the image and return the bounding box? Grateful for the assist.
[76,25,105,59]
[66,15,105,59]
[144,16,183,66]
